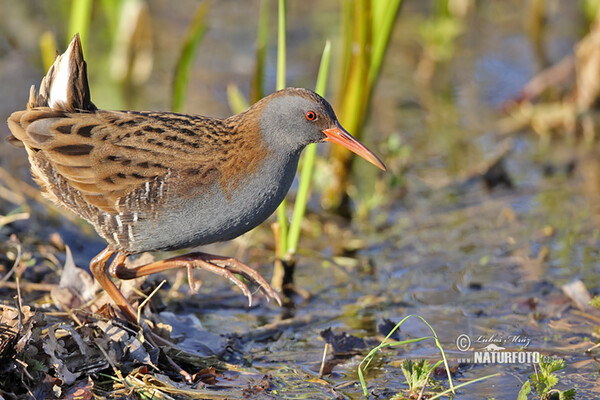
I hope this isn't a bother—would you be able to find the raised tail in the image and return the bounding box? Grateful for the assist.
[7,33,97,147]
[36,33,97,112]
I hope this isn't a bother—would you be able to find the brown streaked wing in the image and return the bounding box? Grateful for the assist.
[8,107,228,213]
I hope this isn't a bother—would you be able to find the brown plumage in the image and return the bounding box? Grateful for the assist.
[9,103,275,249]
[7,34,385,322]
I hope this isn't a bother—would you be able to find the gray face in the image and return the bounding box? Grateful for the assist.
[259,91,338,154]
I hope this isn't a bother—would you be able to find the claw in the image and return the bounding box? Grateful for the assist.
[109,250,282,309]
[210,256,282,306]
[186,263,198,294]
[272,291,283,307]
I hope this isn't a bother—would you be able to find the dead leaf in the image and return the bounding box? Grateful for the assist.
[192,366,220,385]
[562,280,593,312]
[51,246,98,310]
[96,319,157,369]
[63,376,93,400]
[0,305,40,356]
[42,325,79,385]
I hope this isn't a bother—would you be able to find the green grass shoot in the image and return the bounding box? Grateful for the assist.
[326,0,403,211]
[401,359,443,394]
[250,0,271,104]
[518,356,576,399]
[39,31,58,71]
[286,41,332,255]
[358,314,501,398]
[275,0,289,259]
[357,314,455,397]
[68,0,93,49]
[171,2,210,113]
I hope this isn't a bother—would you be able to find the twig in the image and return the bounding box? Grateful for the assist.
[318,342,329,378]
[61,306,84,328]
[417,367,435,400]
[571,309,600,325]
[0,212,29,226]
[144,329,193,384]
[587,342,600,352]
[0,167,27,202]
[14,359,35,380]
[0,166,82,225]
[15,275,23,335]
[95,339,125,381]
[137,280,166,326]
[0,281,57,292]
[501,54,574,109]
[0,184,25,205]
[2,242,22,282]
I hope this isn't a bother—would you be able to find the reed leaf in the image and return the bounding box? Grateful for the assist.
[250,0,271,104]
[275,0,288,259]
[68,0,93,49]
[286,41,332,255]
[327,0,402,213]
[369,0,403,87]
[39,31,57,71]
[226,84,249,114]
[171,1,210,113]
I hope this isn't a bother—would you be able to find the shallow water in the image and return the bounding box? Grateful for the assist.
[1,0,599,398]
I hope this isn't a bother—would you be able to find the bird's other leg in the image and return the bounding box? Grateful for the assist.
[89,247,137,322]
[91,249,194,383]
[108,252,282,306]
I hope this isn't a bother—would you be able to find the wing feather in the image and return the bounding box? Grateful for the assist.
[8,108,224,213]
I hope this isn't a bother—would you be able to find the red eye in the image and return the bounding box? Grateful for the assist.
[305,111,317,121]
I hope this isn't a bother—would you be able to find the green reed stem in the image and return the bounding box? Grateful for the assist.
[68,0,93,49]
[369,0,403,89]
[286,41,331,255]
[226,84,249,114]
[40,31,58,71]
[276,0,286,92]
[275,0,288,259]
[250,0,270,103]
[172,1,210,113]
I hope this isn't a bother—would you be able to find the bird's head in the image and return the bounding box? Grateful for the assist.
[254,88,386,171]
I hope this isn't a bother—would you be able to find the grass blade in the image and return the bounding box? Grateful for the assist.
[227,84,250,114]
[275,0,288,258]
[287,41,331,254]
[276,0,286,91]
[428,373,501,400]
[357,315,456,398]
[369,0,403,87]
[68,0,93,49]
[171,1,210,113]
[39,31,57,71]
[250,0,271,103]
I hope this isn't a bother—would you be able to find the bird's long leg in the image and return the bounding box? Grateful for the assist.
[90,248,194,383]
[90,247,137,322]
[108,252,282,306]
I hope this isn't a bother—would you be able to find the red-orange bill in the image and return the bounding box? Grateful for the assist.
[322,124,387,171]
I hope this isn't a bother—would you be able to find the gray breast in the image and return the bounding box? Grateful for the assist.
[125,151,301,253]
